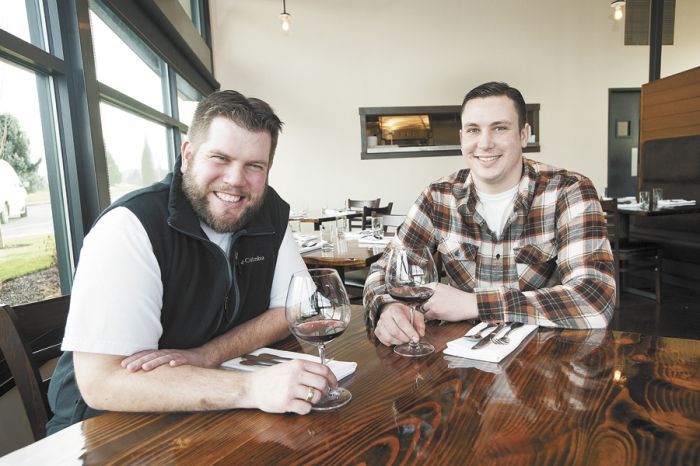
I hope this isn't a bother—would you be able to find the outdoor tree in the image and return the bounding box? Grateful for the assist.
[140,139,157,186]
[106,149,122,185]
[0,113,42,192]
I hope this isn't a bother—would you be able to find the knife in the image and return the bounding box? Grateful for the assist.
[471,322,506,349]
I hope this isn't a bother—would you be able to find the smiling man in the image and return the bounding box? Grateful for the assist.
[364,82,616,347]
[46,91,336,434]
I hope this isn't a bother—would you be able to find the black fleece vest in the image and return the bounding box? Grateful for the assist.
[46,161,289,433]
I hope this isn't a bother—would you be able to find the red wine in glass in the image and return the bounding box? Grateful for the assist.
[385,246,438,357]
[387,286,434,306]
[286,268,352,410]
[292,319,348,343]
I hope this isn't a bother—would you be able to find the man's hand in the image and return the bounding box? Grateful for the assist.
[248,359,337,415]
[373,302,425,346]
[121,348,214,372]
[422,283,479,322]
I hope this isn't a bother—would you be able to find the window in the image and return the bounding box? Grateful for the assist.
[100,103,170,201]
[0,58,70,306]
[0,0,47,51]
[0,0,216,309]
[177,73,204,128]
[177,0,208,41]
[89,0,205,203]
[90,3,168,113]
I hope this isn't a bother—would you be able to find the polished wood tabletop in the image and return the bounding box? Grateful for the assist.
[301,238,385,269]
[5,306,700,465]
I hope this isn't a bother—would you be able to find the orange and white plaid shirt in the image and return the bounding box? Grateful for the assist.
[363,158,615,329]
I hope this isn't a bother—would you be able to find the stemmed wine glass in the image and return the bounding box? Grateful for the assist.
[385,245,438,357]
[285,268,352,410]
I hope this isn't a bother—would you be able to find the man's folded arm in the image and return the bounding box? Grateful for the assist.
[74,350,336,414]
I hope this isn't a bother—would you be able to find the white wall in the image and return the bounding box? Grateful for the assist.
[210,0,700,214]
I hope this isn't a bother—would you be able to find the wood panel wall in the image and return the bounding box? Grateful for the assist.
[636,66,700,290]
[640,66,700,146]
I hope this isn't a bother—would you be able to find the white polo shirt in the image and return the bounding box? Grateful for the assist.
[61,207,306,356]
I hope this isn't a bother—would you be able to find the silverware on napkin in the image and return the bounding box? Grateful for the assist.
[471,322,506,349]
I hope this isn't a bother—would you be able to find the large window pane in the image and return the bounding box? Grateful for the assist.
[0,59,64,305]
[176,73,204,128]
[100,102,170,202]
[89,1,167,112]
[1,0,47,51]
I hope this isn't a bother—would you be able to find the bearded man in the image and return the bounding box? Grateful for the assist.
[47,91,336,434]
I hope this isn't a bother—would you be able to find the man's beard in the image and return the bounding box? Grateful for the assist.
[182,170,267,233]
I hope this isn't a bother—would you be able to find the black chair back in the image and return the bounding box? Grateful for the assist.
[347,198,380,230]
[362,203,393,230]
[0,295,70,440]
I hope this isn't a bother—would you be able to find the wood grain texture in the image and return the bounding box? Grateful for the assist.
[302,239,384,268]
[5,306,700,465]
[640,66,700,150]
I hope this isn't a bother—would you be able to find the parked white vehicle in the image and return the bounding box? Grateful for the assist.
[0,159,28,224]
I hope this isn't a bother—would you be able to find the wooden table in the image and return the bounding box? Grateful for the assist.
[301,238,386,281]
[5,307,700,465]
[616,203,700,239]
[292,211,362,231]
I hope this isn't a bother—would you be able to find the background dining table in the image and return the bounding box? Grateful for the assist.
[4,306,699,465]
[615,202,700,239]
[301,237,386,281]
[291,210,362,231]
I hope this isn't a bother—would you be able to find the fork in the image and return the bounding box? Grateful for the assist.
[463,322,497,341]
[492,322,524,345]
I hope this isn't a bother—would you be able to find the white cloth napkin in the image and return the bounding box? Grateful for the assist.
[657,199,696,207]
[294,233,324,253]
[443,322,538,363]
[323,209,355,215]
[343,230,373,240]
[299,242,323,253]
[616,196,636,204]
[617,202,645,211]
[221,348,357,381]
[358,236,392,245]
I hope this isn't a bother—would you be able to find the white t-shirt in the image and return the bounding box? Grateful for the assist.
[475,185,519,238]
[61,207,306,356]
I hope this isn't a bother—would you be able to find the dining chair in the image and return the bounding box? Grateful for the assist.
[0,295,70,440]
[379,214,405,233]
[343,207,398,301]
[600,199,662,306]
[361,203,394,230]
[346,198,380,230]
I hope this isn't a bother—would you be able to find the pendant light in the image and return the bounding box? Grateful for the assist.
[280,0,291,32]
[611,0,626,21]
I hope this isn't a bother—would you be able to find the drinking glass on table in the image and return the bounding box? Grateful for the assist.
[638,191,650,211]
[285,269,352,410]
[385,245,438,357]
[371,216,384,239]
[653,188,664,209]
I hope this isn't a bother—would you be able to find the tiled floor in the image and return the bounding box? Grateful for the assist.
[611,284,700,340]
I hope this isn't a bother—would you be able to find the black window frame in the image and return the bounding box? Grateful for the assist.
[0,0,218,295]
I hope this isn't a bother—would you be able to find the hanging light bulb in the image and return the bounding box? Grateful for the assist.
[280,0,291,32]
[611,0,625,21]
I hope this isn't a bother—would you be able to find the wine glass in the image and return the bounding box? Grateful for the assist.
[385,245,438,357]
[285,268,352,410]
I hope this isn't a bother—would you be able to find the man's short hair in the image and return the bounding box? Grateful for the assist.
[461,82,527,130]
[188,90,283,165]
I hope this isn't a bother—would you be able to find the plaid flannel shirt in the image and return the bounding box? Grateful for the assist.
[363,158,615,329]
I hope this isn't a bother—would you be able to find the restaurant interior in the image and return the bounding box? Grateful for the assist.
[0,0,699,462]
